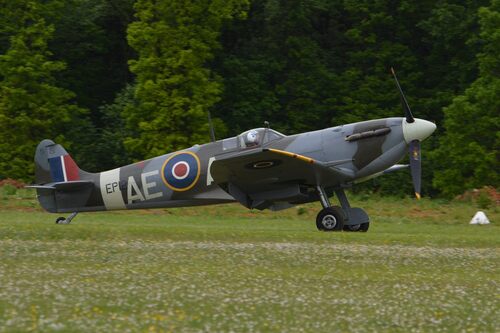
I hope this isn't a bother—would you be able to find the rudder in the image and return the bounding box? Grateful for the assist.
[33,140,95,213]
[35,139,83,185]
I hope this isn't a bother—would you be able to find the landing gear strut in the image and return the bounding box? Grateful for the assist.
[316,186,344,231]
[315,186,370,232]
[55,212,78,224]
[334,189,369,232]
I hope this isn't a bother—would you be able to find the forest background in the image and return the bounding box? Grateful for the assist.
[0,0,498,198]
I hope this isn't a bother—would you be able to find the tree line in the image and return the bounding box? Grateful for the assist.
[0,0,498,197]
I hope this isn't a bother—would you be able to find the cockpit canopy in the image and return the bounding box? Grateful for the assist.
[239,128,285,148]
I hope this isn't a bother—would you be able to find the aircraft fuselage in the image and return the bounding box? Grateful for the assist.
[34,117,435,213]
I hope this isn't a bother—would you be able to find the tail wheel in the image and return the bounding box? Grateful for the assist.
[316,207,344,231]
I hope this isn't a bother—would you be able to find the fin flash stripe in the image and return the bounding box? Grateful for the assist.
[48,155,80,182]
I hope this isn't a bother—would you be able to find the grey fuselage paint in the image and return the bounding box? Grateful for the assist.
[38,117,409,213]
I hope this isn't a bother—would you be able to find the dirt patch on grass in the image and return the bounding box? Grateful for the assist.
[0,179,26,188]
[456,186,500,205]
[407,207,446,219]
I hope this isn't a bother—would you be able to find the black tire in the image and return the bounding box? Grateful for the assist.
[344,224,361,232]
[359,222,369,232]
[316,207,344,231]
[343,222,370,232]
[55,217,66,224]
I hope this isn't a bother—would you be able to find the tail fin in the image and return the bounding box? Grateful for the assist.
[31,140,95,213]
[35,139,83,185]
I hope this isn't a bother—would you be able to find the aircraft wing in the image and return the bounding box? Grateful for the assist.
[210,148,353,196]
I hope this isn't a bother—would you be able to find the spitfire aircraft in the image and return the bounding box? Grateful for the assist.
[28,69,436,231]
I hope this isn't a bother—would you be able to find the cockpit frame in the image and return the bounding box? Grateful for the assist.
[238,128,285,149]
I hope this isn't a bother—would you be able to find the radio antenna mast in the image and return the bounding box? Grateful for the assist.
[207,110,216,142]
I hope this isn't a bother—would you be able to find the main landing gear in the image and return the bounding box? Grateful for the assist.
[55,212,78,224]
[315,186,370,232]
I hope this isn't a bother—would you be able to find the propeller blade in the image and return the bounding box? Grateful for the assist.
[390,67,415,123]
[409,140,421,199]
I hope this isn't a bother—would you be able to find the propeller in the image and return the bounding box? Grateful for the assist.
[409,140,421,199]
[391,67,421,199]
[391,67,415,124]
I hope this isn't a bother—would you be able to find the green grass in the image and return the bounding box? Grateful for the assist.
[0,190,498,332]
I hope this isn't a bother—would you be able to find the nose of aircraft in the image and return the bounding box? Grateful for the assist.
[402,118,437,143]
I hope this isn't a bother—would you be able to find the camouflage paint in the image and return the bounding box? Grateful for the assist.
[32,117,429,214]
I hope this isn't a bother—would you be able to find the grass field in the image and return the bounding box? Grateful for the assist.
[0,188,498,332]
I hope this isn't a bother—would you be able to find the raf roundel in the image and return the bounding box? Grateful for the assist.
[161,152,200,191]
[172,161,189,180]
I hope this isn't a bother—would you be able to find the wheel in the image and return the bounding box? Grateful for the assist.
[344,224,361,232]
[344,222,370,232]
[343,222,370,232]
[55,217,66,224]
[359,222,369,232]
[316,207,344,231]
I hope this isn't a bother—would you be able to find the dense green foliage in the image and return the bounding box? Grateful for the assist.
[124,0,249,159]
[432,0,500,196]
[0,0,498,196]
[0,0,85,179]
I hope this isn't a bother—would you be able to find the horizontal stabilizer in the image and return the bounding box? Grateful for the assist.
[26,180,93,191]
